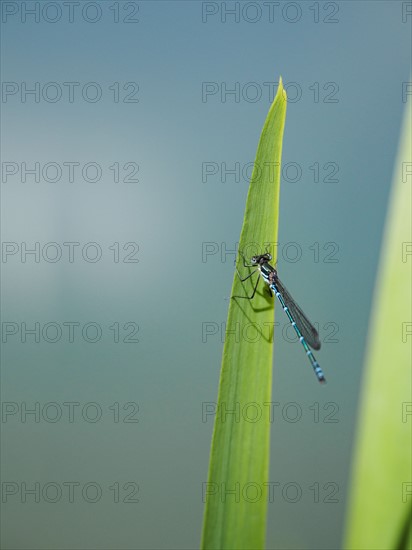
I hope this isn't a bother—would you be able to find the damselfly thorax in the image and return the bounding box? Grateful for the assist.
[257,261,277,287]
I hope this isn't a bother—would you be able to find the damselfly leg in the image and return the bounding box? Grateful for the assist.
[232,271,260,300]
[232,251,261,299]
[235,267,258,283]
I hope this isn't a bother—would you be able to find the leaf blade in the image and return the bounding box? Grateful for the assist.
[201,79,287,550]
[344,92,412,549]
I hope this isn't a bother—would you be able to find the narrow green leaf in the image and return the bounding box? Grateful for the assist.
[201,79,287,550]
[344,96,412,548]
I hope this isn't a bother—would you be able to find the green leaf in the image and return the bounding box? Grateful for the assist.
[201,79,287,550]
[344,95,412,548]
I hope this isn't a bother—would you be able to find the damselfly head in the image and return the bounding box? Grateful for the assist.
[251,253,272,265]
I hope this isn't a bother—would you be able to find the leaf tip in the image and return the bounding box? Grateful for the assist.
[275,76,287,103]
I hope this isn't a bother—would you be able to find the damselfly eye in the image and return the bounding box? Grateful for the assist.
[267,253,272,260]
[251,256,257,263]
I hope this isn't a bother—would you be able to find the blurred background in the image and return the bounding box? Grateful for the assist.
[1,1,411,548]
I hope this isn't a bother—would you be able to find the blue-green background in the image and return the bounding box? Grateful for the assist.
[1,1,411,549]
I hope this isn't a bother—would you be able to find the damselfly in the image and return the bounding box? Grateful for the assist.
[233,252,326,384]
